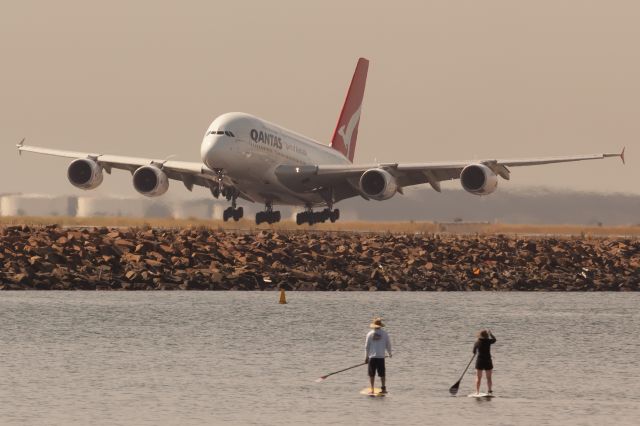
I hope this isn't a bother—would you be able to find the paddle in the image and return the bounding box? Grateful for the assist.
[316,355,391,383]
[315,361,367,383]
[449,353,476,395]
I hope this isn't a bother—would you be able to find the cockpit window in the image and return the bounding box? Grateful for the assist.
[208,130,235,137]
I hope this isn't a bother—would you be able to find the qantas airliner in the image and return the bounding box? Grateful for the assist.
[18,58,624,225]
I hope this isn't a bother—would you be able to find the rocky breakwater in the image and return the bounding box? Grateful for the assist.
[0,225,638,291]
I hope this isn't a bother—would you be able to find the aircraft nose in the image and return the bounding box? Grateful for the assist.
[200,136,221,169]
[201,132,234,170]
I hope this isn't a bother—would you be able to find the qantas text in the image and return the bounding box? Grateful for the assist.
[250,129,283,150]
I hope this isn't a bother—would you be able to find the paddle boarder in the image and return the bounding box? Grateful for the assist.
[473,329,496,395]
[365,317,392,394]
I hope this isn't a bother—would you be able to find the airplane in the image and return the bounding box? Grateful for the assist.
[17,58,625,225]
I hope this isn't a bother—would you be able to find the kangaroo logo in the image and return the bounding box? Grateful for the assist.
[337,105,361,158]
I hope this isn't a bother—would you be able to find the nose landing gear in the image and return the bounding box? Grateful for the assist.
[209,170,225,199]
[255,202,281,225]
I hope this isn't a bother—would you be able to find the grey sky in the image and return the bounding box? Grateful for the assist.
[1,0,637,199]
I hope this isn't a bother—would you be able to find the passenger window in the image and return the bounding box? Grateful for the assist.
[217,131,225,135]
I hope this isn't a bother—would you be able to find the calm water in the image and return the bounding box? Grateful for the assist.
[0,292,638,426]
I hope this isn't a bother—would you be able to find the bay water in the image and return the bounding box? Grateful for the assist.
[1,292,638,425]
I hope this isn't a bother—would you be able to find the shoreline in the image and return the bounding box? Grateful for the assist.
[1,216,640,237]
[1,224,638,291]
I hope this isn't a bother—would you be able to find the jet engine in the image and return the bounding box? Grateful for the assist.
[460,164,498,195]
[359,168,398,201]
[67,158,103,190]
[133,165,169,197]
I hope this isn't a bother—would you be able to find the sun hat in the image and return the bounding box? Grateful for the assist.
[369,317,385,328]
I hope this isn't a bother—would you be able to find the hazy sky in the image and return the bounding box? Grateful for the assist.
[1,0,637,199]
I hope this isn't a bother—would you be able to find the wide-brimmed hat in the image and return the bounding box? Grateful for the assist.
[369,317,385,328]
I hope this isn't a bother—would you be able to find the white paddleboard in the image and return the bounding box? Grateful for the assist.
[468,393,494,398]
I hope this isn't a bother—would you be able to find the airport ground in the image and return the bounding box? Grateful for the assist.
[0,217,638,291]
[1,215,639,237]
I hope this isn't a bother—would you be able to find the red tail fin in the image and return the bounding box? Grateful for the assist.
[331,58,369,162]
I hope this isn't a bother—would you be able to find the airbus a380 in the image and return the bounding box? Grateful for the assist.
[18,58,624,225]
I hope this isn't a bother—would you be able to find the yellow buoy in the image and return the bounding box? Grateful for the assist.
[279,288,287,304]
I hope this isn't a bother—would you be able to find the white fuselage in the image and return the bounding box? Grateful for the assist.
[200,112,350,206]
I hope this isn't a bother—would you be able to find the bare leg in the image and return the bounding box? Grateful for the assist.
[475,369,482,394]
[369,375,375,393]
[486,369,493,393]
[381,376,386,390]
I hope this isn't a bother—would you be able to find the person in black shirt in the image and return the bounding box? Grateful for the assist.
[473,329,496,394]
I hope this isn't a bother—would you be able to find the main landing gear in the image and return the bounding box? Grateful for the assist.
[296,206,339,225]
[222,190,243,222]
[255,202,281,225]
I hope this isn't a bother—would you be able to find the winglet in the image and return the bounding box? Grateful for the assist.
[604,147,625,165]
[16,138,25,155]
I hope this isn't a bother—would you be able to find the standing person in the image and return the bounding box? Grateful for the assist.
[365,317,392,394]
[473,329,497,394]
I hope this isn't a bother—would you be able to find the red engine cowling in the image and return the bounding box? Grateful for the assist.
[133,165,169,197]
[67,158,103,190]
[460,164,498,195]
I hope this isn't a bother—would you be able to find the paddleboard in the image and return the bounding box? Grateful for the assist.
[468,393,494,398]
[360,387,387,397]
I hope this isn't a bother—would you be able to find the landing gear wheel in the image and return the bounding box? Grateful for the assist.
[256,209,281,225]
[223,206,243,222]
[330,209,339,223]
[223,207,232,222]
[233,206,243,221]
[321,209,331,223]
[296,211,311,225]
[296,207,340,225]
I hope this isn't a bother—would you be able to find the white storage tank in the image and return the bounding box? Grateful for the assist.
[1,194,74,217]
[77,196,147,218]
[173,200,214,220]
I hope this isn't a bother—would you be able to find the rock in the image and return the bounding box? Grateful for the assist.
[1,225,638,291]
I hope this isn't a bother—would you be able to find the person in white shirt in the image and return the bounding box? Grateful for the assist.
[364,317,392,394]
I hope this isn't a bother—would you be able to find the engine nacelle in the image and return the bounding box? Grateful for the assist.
[133,165,169,197]
[67,158,103,190]
[359,168,398,201]
[460,164,498,195]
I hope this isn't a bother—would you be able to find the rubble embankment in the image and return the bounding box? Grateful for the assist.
[1,225,638,291]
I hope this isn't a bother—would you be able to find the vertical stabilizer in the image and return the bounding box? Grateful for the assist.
[331,58,369,162]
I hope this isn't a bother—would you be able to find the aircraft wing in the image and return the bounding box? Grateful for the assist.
[274,149,625,202]
[17,142,222,193]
